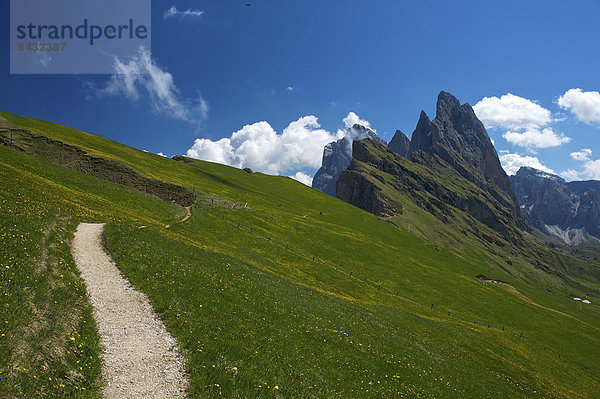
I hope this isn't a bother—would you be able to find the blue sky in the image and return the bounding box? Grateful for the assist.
[2,0,600,184]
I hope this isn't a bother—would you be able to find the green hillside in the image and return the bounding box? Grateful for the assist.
[1,110,599,398]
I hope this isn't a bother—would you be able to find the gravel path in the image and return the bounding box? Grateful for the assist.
[71,223,188,398]
[181,206,192,223]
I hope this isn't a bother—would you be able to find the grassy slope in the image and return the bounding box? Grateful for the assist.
[0,145,181,398]
[1,110,599,398]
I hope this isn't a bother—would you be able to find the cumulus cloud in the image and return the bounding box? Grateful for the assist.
[474,93,572,150]
[570,148,592,161]
[342,111,375,132]
[473,93,552,130]
[100,46,208,123]
[561,169,581,181]
[582,160,600,179]
[565,149,600,180]
[557,88,600,125]
[499,152,555,175]
[164,6,204,19]
[187,116,340,175]
[502,128,571,149]
[187,112,374,179]
[289,172,313,186]
[286,86,295,92]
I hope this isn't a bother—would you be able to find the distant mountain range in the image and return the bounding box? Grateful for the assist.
[511,167,600,245]
[313,91,600,247]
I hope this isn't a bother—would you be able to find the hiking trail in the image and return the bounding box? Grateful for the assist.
[71,223,188,398]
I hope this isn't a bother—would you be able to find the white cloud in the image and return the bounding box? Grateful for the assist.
[342,111,375,132]
[186,112,375,179]
[474,93,573,150]
[499,152,555,175]
[561,169,581,181]
[289,172,313,186]
[473,93,552,130]
[582,160,600,179]
[502,128,571,149]
[157,152,167,157]
[570,148,592,161]
[187,116,339,175]
[557,88,600,125]
[286,86,295,92]
[101,46,207,123]
[566,149,600,180]
[164,6,204,19]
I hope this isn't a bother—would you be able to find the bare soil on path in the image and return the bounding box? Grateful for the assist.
[71,223,188,398]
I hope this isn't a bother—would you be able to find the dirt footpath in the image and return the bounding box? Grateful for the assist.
[71,223,188,398]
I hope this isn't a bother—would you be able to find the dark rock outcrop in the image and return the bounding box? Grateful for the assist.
[312,124,386,196]
[388,130,410,158]
[411,92,515,201]
[511,167,600,245]
[408,111,433,153]
[336,168,395,217]
[408,92,521,220]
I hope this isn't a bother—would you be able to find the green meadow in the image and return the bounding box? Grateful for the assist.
[1,111,599,398]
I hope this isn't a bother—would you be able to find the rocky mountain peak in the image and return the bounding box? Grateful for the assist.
[514,167,565,183]
[312,124,386,196]
[408,110,432,153]
[315,91,517,219]
[435,91,462,121]
[411,91,515,202]
[388,130,410,158]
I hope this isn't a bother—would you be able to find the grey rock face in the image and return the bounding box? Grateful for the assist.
[511,167,600,245]
[336,166,393,217]
[408,111,432,153]
[408,92,520,217]
[312,124,386,196]
[413,92,513,196]
[388,130,410,158]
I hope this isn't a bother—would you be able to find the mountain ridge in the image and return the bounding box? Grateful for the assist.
[337,91,525,243]
[511,166,600,246]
